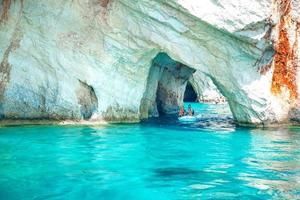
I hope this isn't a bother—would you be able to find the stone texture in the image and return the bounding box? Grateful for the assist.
[140,53,195,118]
[189,71,225,103]
[0,0,299,126]
[77,80,98,120]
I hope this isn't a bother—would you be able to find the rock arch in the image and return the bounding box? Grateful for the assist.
[140,53,195,118]
[0,0,299,126]
[110,0,299,125]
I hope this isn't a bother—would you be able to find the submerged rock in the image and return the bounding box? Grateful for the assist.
[0,0,299,126]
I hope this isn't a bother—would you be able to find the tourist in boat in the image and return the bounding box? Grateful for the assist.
[178,106,186,117]
[187,104,194,116]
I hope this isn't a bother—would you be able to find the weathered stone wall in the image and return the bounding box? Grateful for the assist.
[189,71,225,103]
[140,53,195,118]
[0,0,299,125]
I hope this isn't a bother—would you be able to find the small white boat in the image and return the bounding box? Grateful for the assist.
[178,116,198,122]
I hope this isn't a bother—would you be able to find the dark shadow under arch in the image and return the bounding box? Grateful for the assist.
[184,82,197,102]
[140,52,196,118]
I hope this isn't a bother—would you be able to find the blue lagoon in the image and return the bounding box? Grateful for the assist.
[0,103,299,199]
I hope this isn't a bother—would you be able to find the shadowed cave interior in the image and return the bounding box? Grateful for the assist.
[140,53,197,118]
[183,82,198,102]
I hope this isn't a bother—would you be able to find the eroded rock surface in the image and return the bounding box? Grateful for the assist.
[140,53,195,118]
[0,0,299,125]
[77,81,98,120]
[189,71,225,103]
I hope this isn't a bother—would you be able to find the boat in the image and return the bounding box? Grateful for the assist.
[178,115,198,122]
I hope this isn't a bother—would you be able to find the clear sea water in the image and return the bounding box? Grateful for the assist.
[0,103,299,200]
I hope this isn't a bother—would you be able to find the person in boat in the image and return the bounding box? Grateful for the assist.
[178,106,186,117]
[187,104,194,116]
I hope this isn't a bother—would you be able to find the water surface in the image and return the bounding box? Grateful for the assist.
[0,103,299,199]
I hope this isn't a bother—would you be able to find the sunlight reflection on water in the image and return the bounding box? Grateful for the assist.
[0,103,299,199]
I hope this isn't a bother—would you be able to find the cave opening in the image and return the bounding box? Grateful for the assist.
[183,81,198,102]
[140,52,196,118]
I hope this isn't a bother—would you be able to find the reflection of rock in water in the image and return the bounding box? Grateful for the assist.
[194,116,235,131]
[154,167,201,177]
[237,128,300,198]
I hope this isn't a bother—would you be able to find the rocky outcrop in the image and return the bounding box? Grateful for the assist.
[269,0,300,124]
[189,71,225,103]
[0,0,299,126]
[140,53,195,118]
[76,81,98,120]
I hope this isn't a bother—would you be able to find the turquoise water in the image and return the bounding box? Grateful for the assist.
[0,103,300,199]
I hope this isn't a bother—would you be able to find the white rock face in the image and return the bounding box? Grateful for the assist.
[0,0,299,125]
[189,71,225,103]
[140,53,195,118]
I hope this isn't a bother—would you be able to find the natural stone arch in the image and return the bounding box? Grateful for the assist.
[188,71,225,103]
[111,0,299,125]
[140,53,195,118]
[139,53,230,119]
[0,0,299,126]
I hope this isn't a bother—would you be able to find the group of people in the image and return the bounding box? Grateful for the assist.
[178,104,194,117]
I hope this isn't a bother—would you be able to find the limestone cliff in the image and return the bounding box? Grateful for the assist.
[0,0,299,126]
[189,71,225,103]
